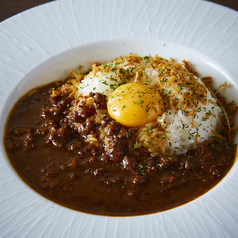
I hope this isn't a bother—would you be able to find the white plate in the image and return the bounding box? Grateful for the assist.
[1,0,238,237]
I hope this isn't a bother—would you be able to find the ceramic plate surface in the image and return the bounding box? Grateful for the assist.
[0,0,238,237]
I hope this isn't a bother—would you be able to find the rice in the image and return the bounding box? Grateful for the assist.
[75,55,159,97]
[156,77,222,154]
[62,54,224,155]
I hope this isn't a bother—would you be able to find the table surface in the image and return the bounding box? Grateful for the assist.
[0,0,237,22]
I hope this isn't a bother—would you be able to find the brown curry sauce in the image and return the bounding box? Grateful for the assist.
[4,82,237,216]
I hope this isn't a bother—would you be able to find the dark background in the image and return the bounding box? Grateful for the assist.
[0,0,237,22]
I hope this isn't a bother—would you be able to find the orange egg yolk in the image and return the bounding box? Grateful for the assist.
[107,83,164,127]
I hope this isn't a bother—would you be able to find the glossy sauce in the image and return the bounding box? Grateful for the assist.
[4,83,236,216]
